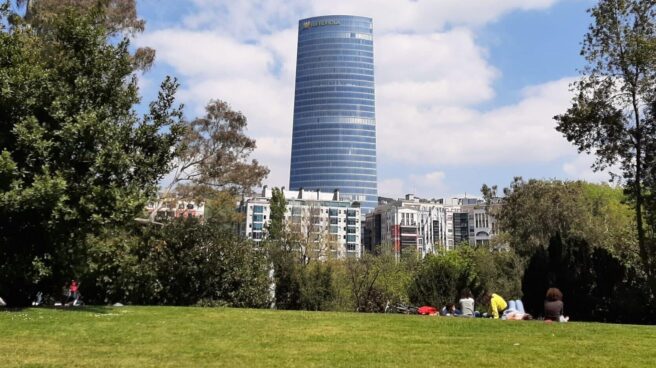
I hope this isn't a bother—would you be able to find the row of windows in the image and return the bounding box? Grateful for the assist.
[291,167,377,176]
[296,86,374,97]
[297,61,373,70]
[298,48,373,60]
[297,55,373,65]
[299,18,371,28]
[294,110,375,119]
[295,104,375,114]
[290,180,377,190]
[291,153,376,163]
[295,79,373,90]
[296,65,373,75]
[299,31,373,42]
[293,142,376,151]
[297,49,373,60]
[290,173,377,182]
[298,38,373,49]
[293,123,375,133]
[296,90,374,99]
[293,117,375,126]
[290,161,377,171]
[295,98,374,107]
[293,129,376,139]
[296,73,374,84]
[291,146,375,157]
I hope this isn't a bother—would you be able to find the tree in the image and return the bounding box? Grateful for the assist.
[491,178,636,262]
[267,187,287,241]
[147,100,270,223]
[0,6,183,306]
[554,0,656,290]
[14,0,155,70]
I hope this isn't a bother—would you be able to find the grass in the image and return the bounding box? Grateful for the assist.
[1,306,655,367]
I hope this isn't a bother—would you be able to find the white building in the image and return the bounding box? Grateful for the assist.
[145,195,205,222]
[364,194,498,256]
[239,187,362,258]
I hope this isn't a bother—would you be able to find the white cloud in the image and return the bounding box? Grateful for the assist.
[378,178,405,198]
[140,0,573,192]
[376,29,498,106]
[378,77,577,166]
[183,0,561,36]
[562,153,618,184]
[379,171,448,199]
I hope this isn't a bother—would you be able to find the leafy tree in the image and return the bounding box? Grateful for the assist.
[522,233,655,324]
[14,0,154,70]
[0,6,182,306]
[554,0,656,289]
[267,187,287,241]
[148,100,270,222]
[492,178,635,261]
[407,251,478,308]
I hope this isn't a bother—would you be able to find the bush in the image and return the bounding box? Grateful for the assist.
[522,234,656,324]
[82,218,271,307]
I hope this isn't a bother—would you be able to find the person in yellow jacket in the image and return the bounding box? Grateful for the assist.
[486,292,508,319]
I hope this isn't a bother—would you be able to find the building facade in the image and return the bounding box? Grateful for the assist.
[364,195,498,257]
[289,15,378,214]
[239,187,362,258]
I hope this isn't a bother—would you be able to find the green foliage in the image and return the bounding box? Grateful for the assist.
[266,187,287,241]
[407,251,477,308]
[299,262,335,311]
[407,246,523,310]
[554,0,656,288]
[522,234,655,324]
[83,219,271,307]
[496,179,635,261]
[0,7,182,306]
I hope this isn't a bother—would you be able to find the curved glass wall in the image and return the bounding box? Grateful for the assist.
[289,15,378,213]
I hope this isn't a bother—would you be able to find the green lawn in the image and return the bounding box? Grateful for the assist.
[1,306,654,367]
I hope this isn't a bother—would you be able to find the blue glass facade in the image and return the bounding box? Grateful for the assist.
[289,15,378,213]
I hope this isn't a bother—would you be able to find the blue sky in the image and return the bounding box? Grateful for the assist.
[133,0,608,199]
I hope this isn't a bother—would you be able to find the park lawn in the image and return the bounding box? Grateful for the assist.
[1,306,654,367]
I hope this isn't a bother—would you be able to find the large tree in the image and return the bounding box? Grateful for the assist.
[0,4,183,306]
[554,0,656,289]
[14,0,154,70]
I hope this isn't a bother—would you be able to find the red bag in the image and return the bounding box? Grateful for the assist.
[417,306,437,315]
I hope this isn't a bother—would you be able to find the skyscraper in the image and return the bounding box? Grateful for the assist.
[289,15,378,213]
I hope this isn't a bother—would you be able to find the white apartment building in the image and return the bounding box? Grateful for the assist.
[239,187,362,258]
[364,194,498,256]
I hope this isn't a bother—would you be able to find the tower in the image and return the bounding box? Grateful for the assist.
[289,15,378,213]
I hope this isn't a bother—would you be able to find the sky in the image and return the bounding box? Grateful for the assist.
[133,0,612,199]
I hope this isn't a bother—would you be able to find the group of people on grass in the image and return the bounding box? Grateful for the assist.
[0,279,81,308]
[433,287,568,322]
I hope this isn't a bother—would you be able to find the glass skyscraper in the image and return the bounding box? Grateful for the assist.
[289,15,378,213]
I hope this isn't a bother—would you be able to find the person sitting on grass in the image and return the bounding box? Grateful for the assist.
[459,289,475,317]
[544,287,569,322]
[485,292,508,319]
[440,303,461,316]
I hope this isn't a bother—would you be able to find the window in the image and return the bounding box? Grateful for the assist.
[252,214,264,222]
[253,223,263,230]
[253,205,264,214]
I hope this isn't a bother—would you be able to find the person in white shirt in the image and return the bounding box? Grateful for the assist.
[459,289,475,317]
